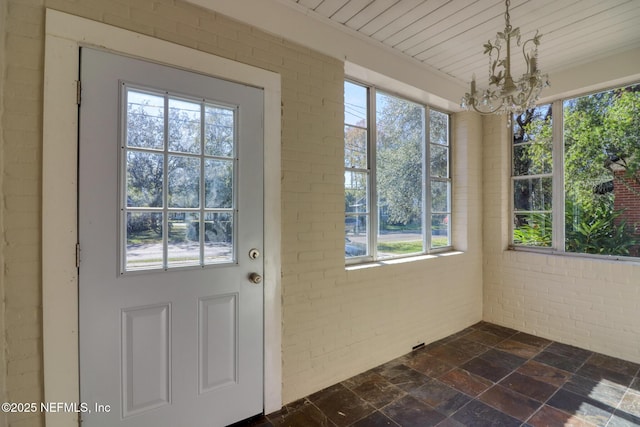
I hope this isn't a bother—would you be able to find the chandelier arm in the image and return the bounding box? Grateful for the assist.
[491,44,501,85]
[469,100,507,115]
[521,34,539,72]
[522,40,530,70]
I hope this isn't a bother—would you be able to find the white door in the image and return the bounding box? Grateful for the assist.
[79,48,264,427]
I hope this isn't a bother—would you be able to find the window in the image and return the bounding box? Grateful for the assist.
[512,83,640,258]
[123,86,236,271]
[344,80,452,262]
[512,104,553,247]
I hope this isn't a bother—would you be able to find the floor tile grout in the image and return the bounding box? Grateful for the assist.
[257,322,640,427]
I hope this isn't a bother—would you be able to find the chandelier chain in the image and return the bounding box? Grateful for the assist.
[505,0,511,32]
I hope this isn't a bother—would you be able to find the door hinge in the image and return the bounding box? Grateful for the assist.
[76,80,82,105]
[76,243,81,268]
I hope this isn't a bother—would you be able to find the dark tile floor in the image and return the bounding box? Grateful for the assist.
[234,322,640,427]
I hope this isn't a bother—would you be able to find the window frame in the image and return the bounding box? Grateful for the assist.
[345,78,453,265]
[510,83,640,261]
[511,102,555,249]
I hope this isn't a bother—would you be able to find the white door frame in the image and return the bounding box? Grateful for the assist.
[43,9,282,427]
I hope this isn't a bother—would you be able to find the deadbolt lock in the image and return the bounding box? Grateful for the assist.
[248,248,260,260]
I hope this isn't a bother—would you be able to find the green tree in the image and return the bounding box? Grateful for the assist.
[514,84,640,254]
[564,86,640,209]
[376,93,423,226]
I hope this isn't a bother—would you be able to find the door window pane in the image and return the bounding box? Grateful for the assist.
[205,159,233,209]
[127,90,164,150]
[205,105,234,157]
[126,212,163,270]
[169,98,201,154]
[203,212,233,263]
[168,155,200,208]
[127,151,163,208]
[168,212,200,267]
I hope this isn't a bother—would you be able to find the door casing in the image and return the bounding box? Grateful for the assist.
[43,9,282,427]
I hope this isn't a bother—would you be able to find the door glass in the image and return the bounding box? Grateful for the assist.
[169,98,201,154]
[203,212,233,263]
[168,212,200,267]
[122,85,237,272]
[205,159,233,209]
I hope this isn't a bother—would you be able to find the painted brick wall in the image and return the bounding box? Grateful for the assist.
[2,1,45,426]
[1,0,483,425]
[483,114,640,366]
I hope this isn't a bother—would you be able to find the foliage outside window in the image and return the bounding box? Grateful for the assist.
[512,83,640,258]
[344,80,451,262]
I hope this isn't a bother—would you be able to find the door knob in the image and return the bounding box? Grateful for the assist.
[248,272,262,284]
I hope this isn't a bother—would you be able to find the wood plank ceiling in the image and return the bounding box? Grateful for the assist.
[282,0,640,86]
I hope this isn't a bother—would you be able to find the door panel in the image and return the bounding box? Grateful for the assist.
[198,293,238,392]
[79,48,264,427]
[121,304,171,417]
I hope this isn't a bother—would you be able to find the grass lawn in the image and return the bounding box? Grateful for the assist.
[378,236,449,254]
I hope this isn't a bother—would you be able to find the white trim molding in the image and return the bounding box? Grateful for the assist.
[43,9,282,426]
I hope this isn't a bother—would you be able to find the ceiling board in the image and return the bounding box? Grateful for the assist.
[283,0,640,85]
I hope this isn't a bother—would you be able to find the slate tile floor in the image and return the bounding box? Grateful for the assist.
[233,322,640,427]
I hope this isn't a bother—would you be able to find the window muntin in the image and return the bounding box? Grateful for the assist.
[512,84,640,258]
[122,86,236,272]
[344,80,452,262]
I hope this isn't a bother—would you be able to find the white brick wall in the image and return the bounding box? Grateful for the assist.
[482,114,640,365]
[2,1,45,426]
[1,2,482,425]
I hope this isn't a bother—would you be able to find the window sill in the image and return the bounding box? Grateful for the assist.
[509,245,640,265]
[345,250,464,271]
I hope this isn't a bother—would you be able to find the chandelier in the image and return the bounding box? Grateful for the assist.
[460,0,549,115]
